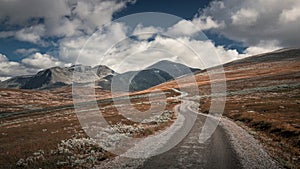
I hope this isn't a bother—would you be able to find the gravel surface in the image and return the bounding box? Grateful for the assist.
[96,107,187,169]
[220,117,282,169]
[97,116,282,169]
[95,88,282,169]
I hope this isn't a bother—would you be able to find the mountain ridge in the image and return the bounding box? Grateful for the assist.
[0,65,115,90]
[0,60,199,91]
[100,60,200,91]
[2,47,298,91]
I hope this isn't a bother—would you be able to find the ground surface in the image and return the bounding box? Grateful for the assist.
[150,48,300,168]
[0,48,299,168]
[138,113,242,169]
[96,99,279,169]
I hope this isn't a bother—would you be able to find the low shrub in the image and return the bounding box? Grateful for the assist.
[251,121,272,131]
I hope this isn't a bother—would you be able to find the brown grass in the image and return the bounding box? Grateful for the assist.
[0,89,179,168]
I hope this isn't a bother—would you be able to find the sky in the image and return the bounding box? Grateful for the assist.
[0,0,299,80]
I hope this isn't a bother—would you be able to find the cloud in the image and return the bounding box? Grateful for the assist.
[14,24,46,44]
[0,0,134,80]
[279,5,300,23]
[0,52,69,79]
[0,53,8,62]
[0,61,26,77]
[0,0,135,41]
[21,53,68,69]
[0,31,14,38]
[0,0,136,79]
[56,16,267,73]
[243,40,281,56]
[193,16,224,30]
[0,25,46,44]
[0,53,37,78]
[231,8,258,26]
[0,0,70,25]
[71,0,132,34]
[167,16,223,37]
[0,77,10,81]
[0,0,291,80]
[198,0,300,48]
[58,22,128,65]
[14,48,39,56]
[96,34,246,73]
[132,24,164,40]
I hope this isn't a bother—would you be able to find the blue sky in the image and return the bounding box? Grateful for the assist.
[115,0,246,52]
[0,0,299,79]
[0,0,245,62]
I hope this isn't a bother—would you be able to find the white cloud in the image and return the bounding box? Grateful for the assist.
[14,48,39,55]
[46,18,82,37]
[0,0,244,75]
[0,61,24,75]
[167,16,223,37]
[0,53,8,62]
[0,0,118,37]
[194,16,224,30]
[72,0,131,34]
[58,22,128,65]
[0,0,135,39]
[21,53,68,69]
[231,8,258,26]
[0,0,293,80]
[167,20,199,37]
[132,24,163,40]
[279,5,300,23]
[0,25,47,44]
[199,0,300,47]
[133,24,163,34]
[244,40,281,56]
[0,0,136,79]
[14,25,46,44]
[0,77,10,81]
[0,52,69,79]
[0,53,37,78]
[97,35,245,73]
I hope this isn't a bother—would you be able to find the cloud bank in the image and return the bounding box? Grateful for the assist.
[199,0,300,48]
[0,0,298,79]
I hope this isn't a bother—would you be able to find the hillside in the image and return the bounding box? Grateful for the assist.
[148,48,300,168]
[101,60,199,91]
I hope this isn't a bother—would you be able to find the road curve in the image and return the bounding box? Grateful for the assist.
[138,100,242,169]
[96,88,279,169]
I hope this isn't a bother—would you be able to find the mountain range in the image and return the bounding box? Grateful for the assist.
[0,65,115,90]
[0,60,199,91]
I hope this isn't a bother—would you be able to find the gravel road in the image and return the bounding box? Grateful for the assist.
[97,101,281,169]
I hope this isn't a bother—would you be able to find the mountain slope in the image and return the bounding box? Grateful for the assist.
[101,60,200,91]
[147,48,300,168]
[0,65,115,90]
[0,60,198,91]
[147,60,199,77]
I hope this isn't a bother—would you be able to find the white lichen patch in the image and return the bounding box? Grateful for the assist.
[16,150,45,167]
[53,137,106,168]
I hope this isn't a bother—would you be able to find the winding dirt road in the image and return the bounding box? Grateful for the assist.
[138,99,242,169]
[97,89,280,169]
